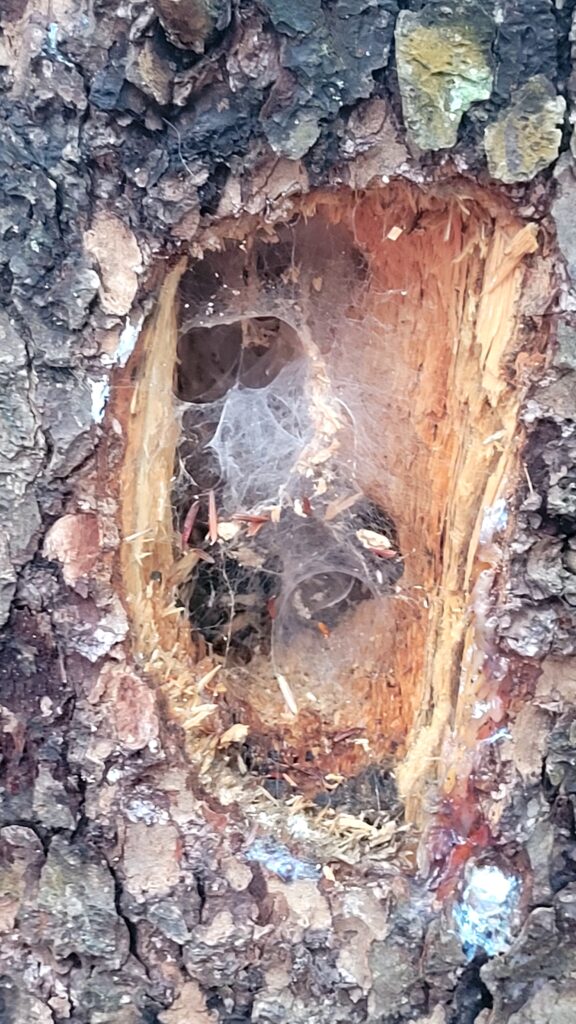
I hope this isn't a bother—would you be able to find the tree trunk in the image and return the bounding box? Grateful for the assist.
[1,1,576,1022]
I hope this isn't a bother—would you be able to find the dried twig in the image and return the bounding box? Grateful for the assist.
[208,489,218,544]
[181,499,200,547]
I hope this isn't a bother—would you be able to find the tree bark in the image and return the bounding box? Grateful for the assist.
[1,2,576,1023]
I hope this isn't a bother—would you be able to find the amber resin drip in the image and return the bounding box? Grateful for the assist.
[110,181,548,827]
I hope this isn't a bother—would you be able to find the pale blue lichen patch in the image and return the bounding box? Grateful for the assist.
[454,864,519,959]
[246,837,321,882]
[395,1,494,151]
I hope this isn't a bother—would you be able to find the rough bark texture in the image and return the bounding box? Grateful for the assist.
[2,2,576,1023]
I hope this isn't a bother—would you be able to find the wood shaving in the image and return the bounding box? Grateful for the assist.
[356,527,392,550]
[276,673,298,715]
[196,664,221,692]
[181,703,218,728]
[217,520,241,541]
[219,722,249,747]
[167,548,214,588]
[324,491,363,522]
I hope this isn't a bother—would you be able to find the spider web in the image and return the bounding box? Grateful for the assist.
[171,213,419,694]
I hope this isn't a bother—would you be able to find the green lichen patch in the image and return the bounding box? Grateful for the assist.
[395,1,494,151]
[485,75,566,183]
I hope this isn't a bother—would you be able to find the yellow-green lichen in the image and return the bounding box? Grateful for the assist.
[395,3,494,151]
[485,76,566,183]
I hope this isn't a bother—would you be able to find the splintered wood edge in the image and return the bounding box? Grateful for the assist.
[110,184,550,827]
[118,259,201,719]
[396,220,541,820]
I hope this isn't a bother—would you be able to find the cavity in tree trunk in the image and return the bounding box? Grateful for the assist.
[1,2,576,1023]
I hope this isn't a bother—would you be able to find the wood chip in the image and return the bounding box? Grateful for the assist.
[217,520,241,541]
[276,673,298,716]
[325,491,362,522]
[356,528,392,551]
[181,703,218,728]
[333,812,375,833]
[485,223,539,294]
[125,526,154,543]
[218,722,249,747]
[196,664,221,692]
[167,548,214,587]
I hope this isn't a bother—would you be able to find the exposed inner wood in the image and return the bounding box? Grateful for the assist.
[112,182,546,823]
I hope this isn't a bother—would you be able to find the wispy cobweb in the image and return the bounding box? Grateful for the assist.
[208,359,313,514]
[171,219,405,689]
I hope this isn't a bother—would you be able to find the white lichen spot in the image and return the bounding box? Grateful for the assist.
[40,696,54,717]
[91,378,110,423]
[454,863,519,958]
[479,498,508,545]
[115,315,144,367]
